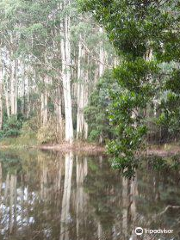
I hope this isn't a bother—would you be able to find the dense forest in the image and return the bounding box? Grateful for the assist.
[0,0,116,144]
[0,0,180,176]
[1,1,180,239]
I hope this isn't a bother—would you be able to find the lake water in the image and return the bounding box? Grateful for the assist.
[0,150,180,240]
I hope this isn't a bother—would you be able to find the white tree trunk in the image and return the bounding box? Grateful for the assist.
[0,50,3,129]
[99,27,105,77]
[41,92,48,126]
[55,86,63,142]
[40,74,49,126]
[4,86,10,118]
[76,37,88,139]
[0,162,2,204]
[60,2,73,143]
[10,61,15,115]
[10,59,18,116]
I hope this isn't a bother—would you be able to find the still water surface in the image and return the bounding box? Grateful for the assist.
[0,150,180,240]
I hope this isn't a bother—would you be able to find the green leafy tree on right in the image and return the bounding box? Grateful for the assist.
[80,0,180,177]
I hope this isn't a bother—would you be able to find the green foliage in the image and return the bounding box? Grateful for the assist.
[0,0,117,147]
[156,68,180,139]
[84,70,117,143]
[37,119,57,144]
[16,117,39,147]
[81,0,180,177]
[80,0,172,59]
[0,115,23,138]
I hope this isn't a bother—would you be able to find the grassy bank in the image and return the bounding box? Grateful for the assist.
[0,134,37,149]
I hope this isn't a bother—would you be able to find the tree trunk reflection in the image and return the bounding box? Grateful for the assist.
[60,152,73,240]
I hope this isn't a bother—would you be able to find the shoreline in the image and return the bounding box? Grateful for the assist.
[38,142,106,155]
[37,143,180,157]
[145,143,180,157]
[1,141,180,157]
[39,142,180,156]
[0,141,106,155]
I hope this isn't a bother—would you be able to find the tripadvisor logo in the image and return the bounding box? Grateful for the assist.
[134,227,173,236]
[135,227,143,235]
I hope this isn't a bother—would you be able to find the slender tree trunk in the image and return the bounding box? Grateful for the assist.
[55,86,63,142]
[10,61,15,115]
[83,70,89,139]
[10,59,18,116]
[0,162,2,204]
[76,38,83,139]
[40,76,48,126]
[60,1,73,143]
[26,66,32,119]
[3,49,10,118]
[14,60,18,116]
[99,27,105,77]
[4,173,10,203]
[0,50,3,129]
[4,85,10,118]
[94,67,99,85]
[76,37,88,139]
[23,63,26,115]
[41,92,48,126]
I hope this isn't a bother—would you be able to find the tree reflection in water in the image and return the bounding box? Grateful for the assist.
[0,150,179,240]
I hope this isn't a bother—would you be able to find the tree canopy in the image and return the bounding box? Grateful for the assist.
[80,0,180,177]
